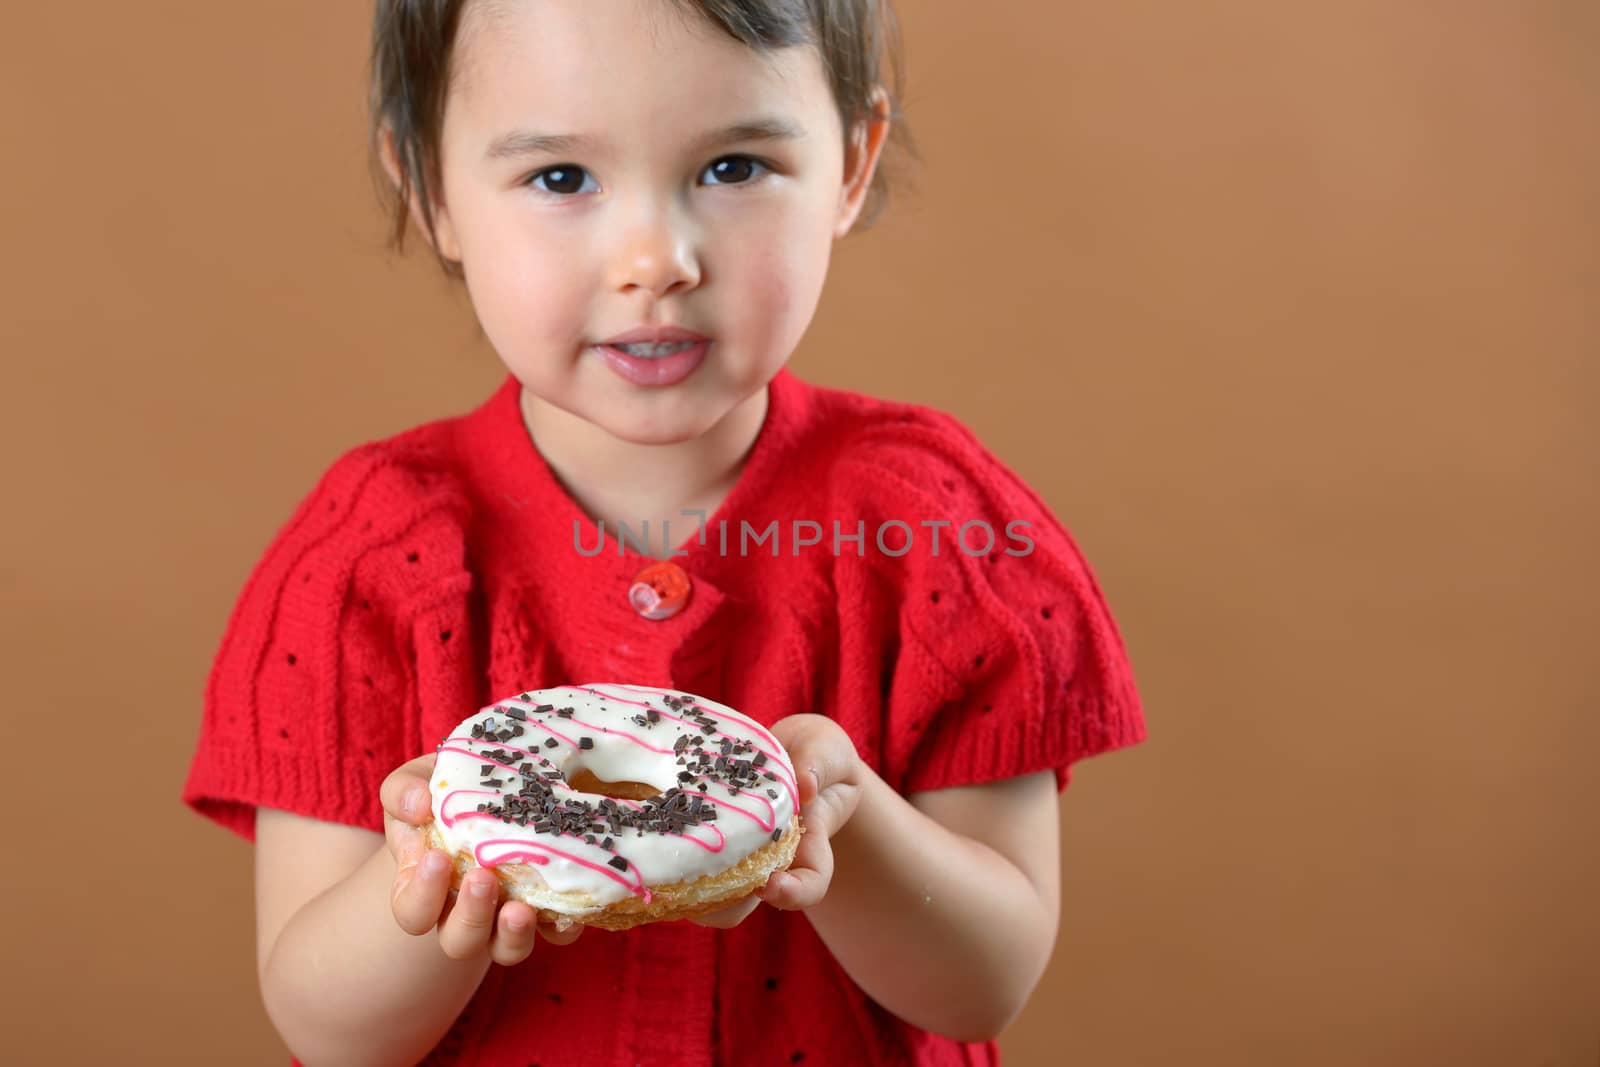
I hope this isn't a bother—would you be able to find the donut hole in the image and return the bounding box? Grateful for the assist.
[566,766,662,802]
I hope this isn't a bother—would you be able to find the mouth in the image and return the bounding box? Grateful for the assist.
[592,340,711,387]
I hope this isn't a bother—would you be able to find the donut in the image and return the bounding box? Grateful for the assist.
[423,683,804,931]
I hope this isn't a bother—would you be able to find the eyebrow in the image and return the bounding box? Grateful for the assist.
[484,117,806,162]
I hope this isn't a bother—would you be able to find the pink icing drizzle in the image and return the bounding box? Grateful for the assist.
[474,836,652,904]
[557,684,799,808]
[608,682,785,750]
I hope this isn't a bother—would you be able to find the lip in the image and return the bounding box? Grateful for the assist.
[598,325,712,346]
[592,340,710,387]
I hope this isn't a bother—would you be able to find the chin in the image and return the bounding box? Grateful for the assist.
[591,409,711,447]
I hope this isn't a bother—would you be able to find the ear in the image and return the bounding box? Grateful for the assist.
[379,124,463,263]
[834,86,893,239]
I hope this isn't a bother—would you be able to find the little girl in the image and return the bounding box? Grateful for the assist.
[182,1,1147,1064]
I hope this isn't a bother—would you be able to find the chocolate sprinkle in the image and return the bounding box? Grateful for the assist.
[579,737,594,750]
[506,706,527,721]
[544,738,560,749]
[607,855,629,871]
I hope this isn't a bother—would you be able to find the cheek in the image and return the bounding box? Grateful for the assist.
[719,212,832,349]
[463,221,589,350]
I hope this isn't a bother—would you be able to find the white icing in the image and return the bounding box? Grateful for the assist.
[428,683,799,912]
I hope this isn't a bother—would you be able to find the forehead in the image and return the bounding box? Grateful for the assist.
[448,0,835,145]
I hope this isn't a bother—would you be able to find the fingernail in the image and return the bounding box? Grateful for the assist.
[469,876,494,899]
[422,851,448,877]
[406,788,427,817]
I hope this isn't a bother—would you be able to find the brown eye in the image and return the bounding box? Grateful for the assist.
[526,165,595,196]
[704,155,769,187]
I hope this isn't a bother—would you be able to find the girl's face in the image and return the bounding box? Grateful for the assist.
[421,0,887,446]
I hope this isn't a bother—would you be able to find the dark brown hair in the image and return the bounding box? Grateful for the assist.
[367,0,919,280]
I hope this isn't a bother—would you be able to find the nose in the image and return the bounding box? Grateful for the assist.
[610,201,702,298]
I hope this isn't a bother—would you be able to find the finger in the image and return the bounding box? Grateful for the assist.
[380,753,439,826]
[384,813,418,861]
[392,847,452,936]
[688,894,760,929]
[760,834,834,911]
[488,900,539,966]
[436,867,500,960]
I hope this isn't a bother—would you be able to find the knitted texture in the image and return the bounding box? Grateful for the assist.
[182,366,1147,1067]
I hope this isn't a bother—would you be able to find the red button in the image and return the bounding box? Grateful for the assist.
[628,560,691,620]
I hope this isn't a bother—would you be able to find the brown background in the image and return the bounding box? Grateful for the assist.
[2,1,1595,1064]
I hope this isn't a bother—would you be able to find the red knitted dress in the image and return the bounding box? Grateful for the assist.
[182,366,1147,1066]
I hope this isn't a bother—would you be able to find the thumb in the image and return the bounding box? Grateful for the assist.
[381,752,439,826]
[386,817,427,864]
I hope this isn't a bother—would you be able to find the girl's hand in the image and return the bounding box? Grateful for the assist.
[692,713,863,926]
[380,753,583,963]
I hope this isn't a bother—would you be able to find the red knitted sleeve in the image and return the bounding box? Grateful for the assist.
[843,409,1147,796]
[181,441,480,842]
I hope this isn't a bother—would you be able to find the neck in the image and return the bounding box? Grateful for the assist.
[519,386,771,553]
